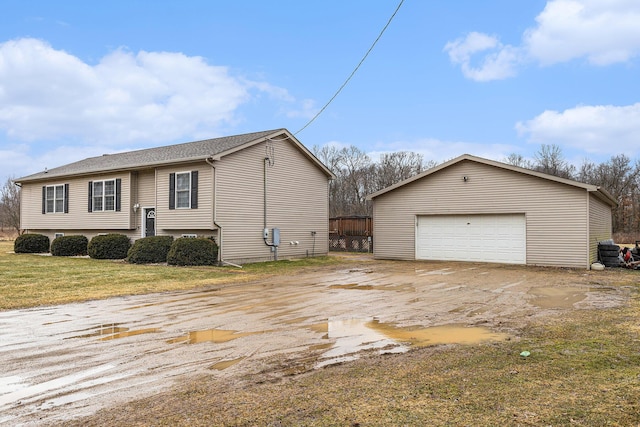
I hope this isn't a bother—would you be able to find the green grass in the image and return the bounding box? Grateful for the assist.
[0,240,343,310]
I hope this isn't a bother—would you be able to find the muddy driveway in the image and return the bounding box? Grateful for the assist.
[0,256,629,426]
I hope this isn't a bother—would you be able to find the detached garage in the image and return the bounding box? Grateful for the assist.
[367,154,617,269]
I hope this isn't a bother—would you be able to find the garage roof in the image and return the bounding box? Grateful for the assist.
[366,154,617,207]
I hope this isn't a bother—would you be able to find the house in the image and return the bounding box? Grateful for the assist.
[366,154,616,269]
[15,129,335,264]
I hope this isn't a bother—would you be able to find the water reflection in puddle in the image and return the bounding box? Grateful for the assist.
[315,318,509,368]
[99,328,161,341]
[67,324,127,339]
[167,328,258,344]
[329,283,374,290]
[67,324,161,341]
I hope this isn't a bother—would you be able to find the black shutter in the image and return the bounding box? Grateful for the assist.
[88,181,93,212]
[115,179,121,212]
[42,186,46,214]
[191,171,198,209]
[169,173,175,210]
[64,184,69,213]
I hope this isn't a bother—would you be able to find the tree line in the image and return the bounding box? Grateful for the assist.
[313,144,640,237]
[2,143,639,237]
[0,176,20,235]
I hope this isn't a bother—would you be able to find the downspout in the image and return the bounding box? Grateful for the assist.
[586,189,591,269]
[206,157,242,268]
[14,182,23,234]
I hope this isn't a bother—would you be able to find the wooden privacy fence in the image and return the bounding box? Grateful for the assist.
[329,216,373,253]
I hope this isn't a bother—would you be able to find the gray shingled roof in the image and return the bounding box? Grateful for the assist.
[16,129,285,182]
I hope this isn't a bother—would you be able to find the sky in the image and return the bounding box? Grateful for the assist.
[1,0,640,181]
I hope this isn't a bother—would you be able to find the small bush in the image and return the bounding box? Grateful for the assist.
[127,236,174,264]
[167,237,219,266]
[14,233,50,253]
[51,235,88,257]
[88,234,131,259]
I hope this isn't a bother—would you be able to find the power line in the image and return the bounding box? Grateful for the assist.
[294,0,405,136]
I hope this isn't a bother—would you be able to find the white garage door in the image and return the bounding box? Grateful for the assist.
[416,214,526,264]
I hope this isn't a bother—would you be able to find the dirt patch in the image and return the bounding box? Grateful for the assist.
[0,257,633,425]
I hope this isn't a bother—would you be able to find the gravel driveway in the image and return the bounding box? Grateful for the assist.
[0,256,629,426]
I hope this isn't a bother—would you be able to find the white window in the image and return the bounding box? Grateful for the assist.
[54,232,64,239]
[169,171,197,210]
[181,234,198,238]
[92,179,116,212]
[45,185,65,213]
[175,172,191,209]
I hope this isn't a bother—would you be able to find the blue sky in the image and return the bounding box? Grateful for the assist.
[1,0,639,180]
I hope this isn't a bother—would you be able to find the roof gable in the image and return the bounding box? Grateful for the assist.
[367,154,617,207]
[16,129,334,182]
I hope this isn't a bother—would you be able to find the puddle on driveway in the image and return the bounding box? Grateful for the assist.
[314,318,508,368]
[167,328,259,344]
[99,328,161,341]
[329,283,374,290]
[67,324,127,339]
[210,357,245,371]
[529,286,587,309]
[368,321,509,346]
[67,324,161,341]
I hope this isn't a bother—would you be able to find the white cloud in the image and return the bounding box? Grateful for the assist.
[525,0,640,66]
[445,0,640,80]
[443,32,521,82]
[516,103,640,156]
[0,38,293,146]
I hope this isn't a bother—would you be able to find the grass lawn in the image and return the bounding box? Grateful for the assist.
[0,240,342,310]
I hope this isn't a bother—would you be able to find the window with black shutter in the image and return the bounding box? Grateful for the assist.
[170,171,198,209]
[42,184,68,214]
[88,179,120,212]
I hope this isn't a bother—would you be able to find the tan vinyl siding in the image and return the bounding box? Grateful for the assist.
[216,138,329,263]
[128,170,156,238]
[136,170,156,208]
[373,160,589,268]
[155,163,214,231]
[588,194,613,264]
[21,172,132,231]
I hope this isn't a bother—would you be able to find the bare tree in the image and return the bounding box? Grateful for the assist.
[503,153,534,169]
[533,144,575,179]
[313,145,343,217]
[338,146,373,216]
[0,177,21,234]
[313,145,374,216]
[374,151,426,191]
[578,155,640,233]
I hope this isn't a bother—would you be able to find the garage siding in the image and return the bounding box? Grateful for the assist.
[372,160,589,268]
[588,194,613,264]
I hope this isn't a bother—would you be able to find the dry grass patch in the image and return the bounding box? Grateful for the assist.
[0,240,344,310]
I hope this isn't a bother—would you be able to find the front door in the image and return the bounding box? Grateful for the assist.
[144,208,156,237]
